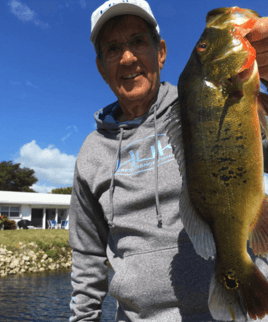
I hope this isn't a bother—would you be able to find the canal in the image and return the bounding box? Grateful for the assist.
[0,268,116,321]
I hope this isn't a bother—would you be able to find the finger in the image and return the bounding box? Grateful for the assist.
[246,17,268,42]
[249,37,268,54]
[256,52,268,68]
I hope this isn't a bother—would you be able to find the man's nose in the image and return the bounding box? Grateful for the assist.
[120,45,138,65]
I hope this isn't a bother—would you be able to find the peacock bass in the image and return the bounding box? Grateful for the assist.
[167,6,268,321]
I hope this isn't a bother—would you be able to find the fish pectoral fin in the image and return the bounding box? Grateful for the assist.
[180,180,216,260]
[166,100,216,260]
[208,272,247,321]
[249,197,268,257]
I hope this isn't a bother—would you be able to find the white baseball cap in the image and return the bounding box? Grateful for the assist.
[90,0,160,45]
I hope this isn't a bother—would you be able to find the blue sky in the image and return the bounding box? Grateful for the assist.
[1,0,268,193]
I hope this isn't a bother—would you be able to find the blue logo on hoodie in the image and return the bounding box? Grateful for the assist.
[115,134,174,176]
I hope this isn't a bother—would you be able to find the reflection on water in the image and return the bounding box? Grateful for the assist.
[0,268,116,322]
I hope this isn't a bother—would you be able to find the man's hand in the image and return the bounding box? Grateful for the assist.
[246,17,268,81]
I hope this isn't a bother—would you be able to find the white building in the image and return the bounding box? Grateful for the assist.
[0,191,71,229]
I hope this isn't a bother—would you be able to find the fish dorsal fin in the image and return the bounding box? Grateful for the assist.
[166,101,216,260]
[248,196,268,257]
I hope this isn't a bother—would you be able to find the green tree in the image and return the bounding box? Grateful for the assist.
[0,161,38,192]
[51,187,72,194]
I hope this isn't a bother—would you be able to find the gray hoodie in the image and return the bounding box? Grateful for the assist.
[69,81,268,322]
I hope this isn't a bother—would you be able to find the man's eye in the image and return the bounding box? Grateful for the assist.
[107,44,119,53]
[132,37,145,46]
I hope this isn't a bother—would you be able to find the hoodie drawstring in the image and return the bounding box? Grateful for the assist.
[154,105,162,228]
[108,107,162,229]
[107,127,124,229]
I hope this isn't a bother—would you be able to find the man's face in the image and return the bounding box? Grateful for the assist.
[96,15,166,119]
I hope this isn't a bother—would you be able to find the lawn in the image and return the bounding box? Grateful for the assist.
[0,229,70,251]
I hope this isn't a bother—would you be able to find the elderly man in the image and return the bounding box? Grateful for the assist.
[69,1,268,321]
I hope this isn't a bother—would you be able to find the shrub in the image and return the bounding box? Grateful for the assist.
[4,219,16,230]
[0,215,8,225]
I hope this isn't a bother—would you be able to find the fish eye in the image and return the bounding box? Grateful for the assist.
[196,42,207,52]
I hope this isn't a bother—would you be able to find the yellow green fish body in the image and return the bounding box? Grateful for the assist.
[167,7,268,321]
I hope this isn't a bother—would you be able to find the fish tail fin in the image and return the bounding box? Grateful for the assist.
[238,263,268,320]
[209,263,268,321]
[249,197,268,257]
[208,272,247,321]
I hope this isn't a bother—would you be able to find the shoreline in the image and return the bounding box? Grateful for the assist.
[0,241,72,277]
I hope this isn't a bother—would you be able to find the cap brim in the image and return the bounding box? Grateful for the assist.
[90,3,158,44]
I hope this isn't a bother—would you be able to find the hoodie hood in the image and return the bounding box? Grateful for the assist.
[94,82,178,138]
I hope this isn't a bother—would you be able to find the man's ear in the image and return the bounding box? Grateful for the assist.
[158,39,167,70]
[96,58,108,83]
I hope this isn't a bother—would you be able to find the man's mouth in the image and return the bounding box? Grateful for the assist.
[122,73,141,80]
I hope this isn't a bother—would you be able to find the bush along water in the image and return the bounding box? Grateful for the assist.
[0,241,72,277]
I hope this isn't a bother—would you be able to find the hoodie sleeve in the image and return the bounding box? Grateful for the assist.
[69,162,110,322]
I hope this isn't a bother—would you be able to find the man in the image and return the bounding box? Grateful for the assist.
[69,1,268,321]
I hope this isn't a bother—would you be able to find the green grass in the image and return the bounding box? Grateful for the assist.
[0,229,70,252]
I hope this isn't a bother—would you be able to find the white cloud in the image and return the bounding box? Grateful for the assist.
[61,125,78,142]
[8,0,49,29]
[33,18,49,29]
[10,80,21,85]
[26,80,39,89]
[79,0,87,9]
[16,140,76,186]
[32,184,57,193]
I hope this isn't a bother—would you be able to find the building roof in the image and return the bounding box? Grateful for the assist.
[0,191,71,206]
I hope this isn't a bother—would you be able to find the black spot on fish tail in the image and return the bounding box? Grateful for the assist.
[238,123,242,127]
[224,274,239,290]
[243,180,247,184]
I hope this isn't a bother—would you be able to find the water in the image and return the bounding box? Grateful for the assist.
[0,268,117,322]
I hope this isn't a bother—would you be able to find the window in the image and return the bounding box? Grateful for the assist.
[0,206,20,218]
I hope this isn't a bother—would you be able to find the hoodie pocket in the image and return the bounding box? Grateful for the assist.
[109,247,180,312]
[109,243,215,317]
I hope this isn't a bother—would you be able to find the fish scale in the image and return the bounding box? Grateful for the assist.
[166,6,268,321]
